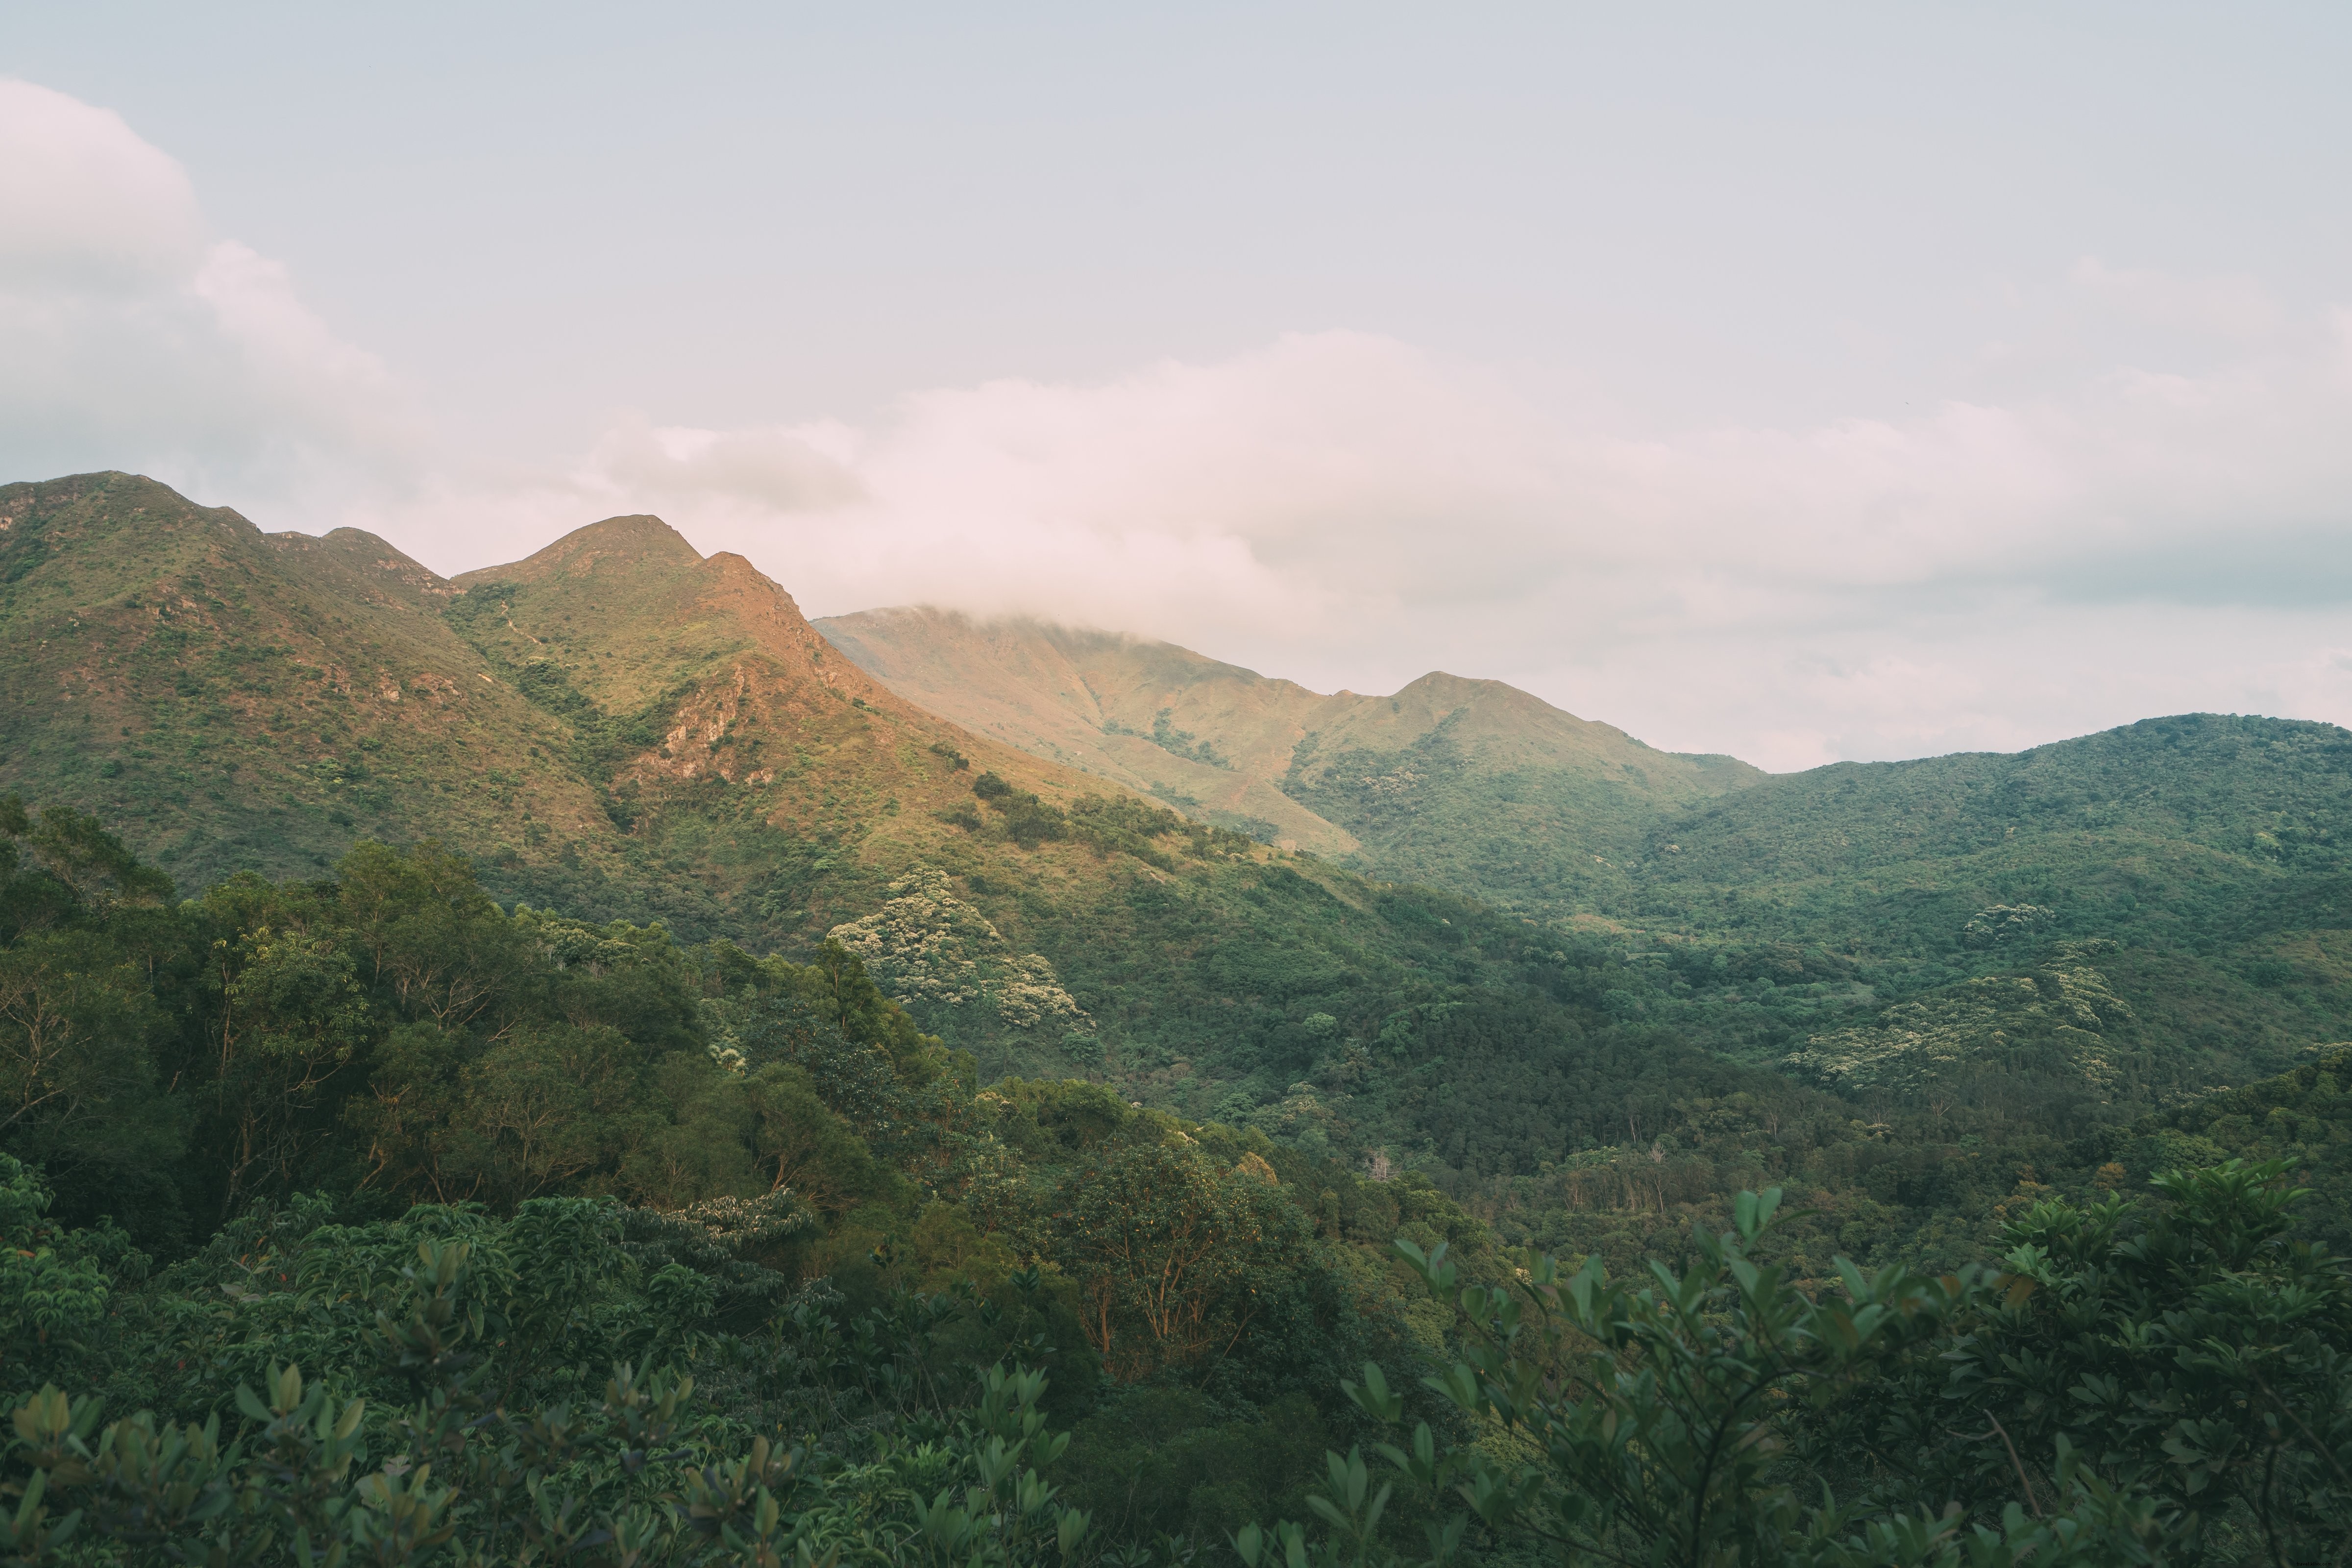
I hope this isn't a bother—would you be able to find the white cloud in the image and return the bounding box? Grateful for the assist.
[0,80,202,289]
[447,300,2352,772]
[8,73,2349,772]
[522,309,2352,626]
[497,334,1575,639]
[0,79,417,506]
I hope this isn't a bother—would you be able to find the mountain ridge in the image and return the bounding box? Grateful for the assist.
[3,472,1588,1108]
[816,604,1763,912]
[9,471,2352,1137]
[0,473,1208,908]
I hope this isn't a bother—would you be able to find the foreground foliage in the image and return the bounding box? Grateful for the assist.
[10,1164,2347,1567]
[1243,1165,2349,1568]
[5,798,2351,1566]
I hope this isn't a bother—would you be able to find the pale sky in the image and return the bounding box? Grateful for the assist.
[6,4,2352,770]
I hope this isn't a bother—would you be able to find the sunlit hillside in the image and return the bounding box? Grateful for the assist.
[818,606,1761,913]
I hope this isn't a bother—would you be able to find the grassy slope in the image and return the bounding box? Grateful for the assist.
[816,607,1763,914]
[0,472,613,890]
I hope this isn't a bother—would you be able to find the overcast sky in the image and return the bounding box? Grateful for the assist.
[6,4,2351,770]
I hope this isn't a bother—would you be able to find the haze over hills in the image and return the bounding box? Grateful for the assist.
[817,606,1763,915]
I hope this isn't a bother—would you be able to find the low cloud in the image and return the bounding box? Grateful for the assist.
[478,308,2352,769]
[2069,256,2281,342]
[535,313,2352,632]
[0,79,419,507]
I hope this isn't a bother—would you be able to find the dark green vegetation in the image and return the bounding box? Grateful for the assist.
[5,472,2352,1563]
[6,805,2350,1566]
[0,804,1493,1557]
[815,605,2352,1272]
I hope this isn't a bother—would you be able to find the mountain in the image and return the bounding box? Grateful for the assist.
[0,473,1599,1110]
[17,465,2352,1334]
[814,607,1763,914]
[0,474,1054,915]
[12,471,2352,1171]
[819,603,2352,1107]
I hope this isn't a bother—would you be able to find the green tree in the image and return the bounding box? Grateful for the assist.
[1897,1160,2352,1565]
[1246,1188,2172,1568]
[0,931,174,1177]
[0,1155,127,1384]
[1046,1135,1311,1383]
[337,839,529,1031]
[190,890,373,1216]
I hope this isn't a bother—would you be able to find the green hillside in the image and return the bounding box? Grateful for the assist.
[0,473,1211,948]
[11,474,2352,1209]
[816,607,1761,914]
[814,602,2352,1138]
[0,474,1647,1130]
[8,476,2352,1562]
[1593,714,2352,1090]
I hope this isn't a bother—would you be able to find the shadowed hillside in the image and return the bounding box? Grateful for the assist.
[817,606,1762,913]
[1582,712,2352,1100]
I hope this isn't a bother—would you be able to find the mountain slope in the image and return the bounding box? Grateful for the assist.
[1611,712,2352,1090]
[0,473,1233,938]
[0,470,618,888]
[0,473,1614,1120]
[815,607,1763,913]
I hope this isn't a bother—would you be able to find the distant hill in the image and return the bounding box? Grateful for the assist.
[1637,712,2352,954]
[816,607,1763,914]
[1602,711,2352,1093]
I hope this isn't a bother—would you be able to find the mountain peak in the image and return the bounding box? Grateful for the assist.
[454,513,699,588]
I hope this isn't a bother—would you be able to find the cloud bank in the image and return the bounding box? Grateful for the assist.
[10,79,2352,772]
[511,309,2352,769]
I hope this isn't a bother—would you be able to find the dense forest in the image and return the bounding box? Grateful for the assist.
[4,801,2349,1566]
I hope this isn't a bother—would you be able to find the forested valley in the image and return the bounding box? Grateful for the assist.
[3,473,2351,1566]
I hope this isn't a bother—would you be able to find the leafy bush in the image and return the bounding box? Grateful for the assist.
[1245,1164,2352,1568]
